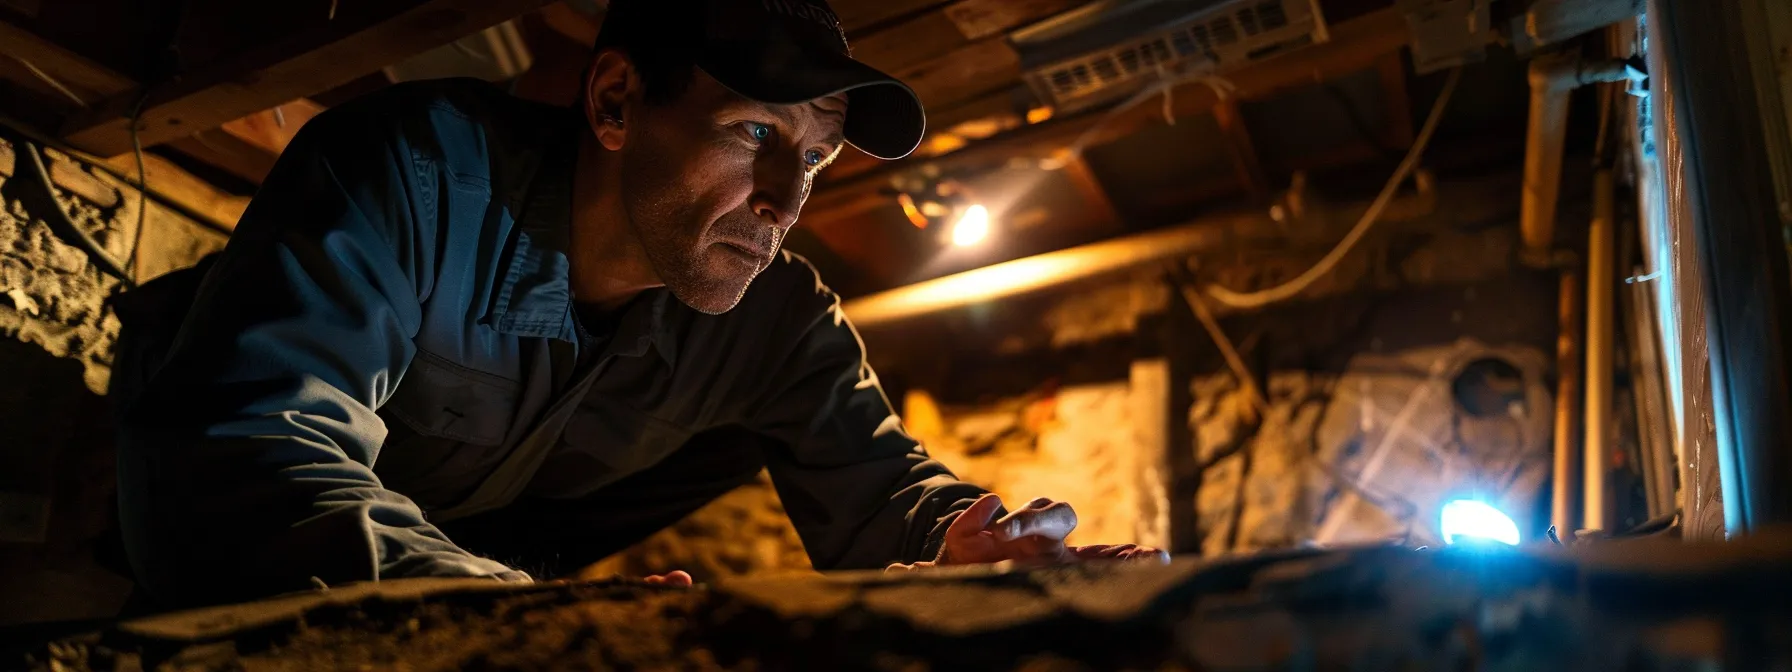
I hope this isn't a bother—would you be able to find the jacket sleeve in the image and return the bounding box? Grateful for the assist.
[742,256,992,570]
[116,99,524,609]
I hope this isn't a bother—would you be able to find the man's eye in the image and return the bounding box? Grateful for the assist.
[804,149,825,167]
[743,122,773,143]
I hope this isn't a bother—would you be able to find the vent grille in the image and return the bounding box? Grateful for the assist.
[1024,0,1325,113]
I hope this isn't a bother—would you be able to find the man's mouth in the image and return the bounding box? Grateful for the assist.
[715,237,775,262]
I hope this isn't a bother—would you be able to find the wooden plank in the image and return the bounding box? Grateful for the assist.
[835,0,951,34]
[59,0,554,157]
[851,0,1082,75]
[1212,99,1269,201]
[86,151,250,232]
[168,99,324,184]
[1060,154,1125,233]
[0,20,135,107]
[0,141,121,208]
[539,0,600,47]
[895,36,1022,112]
[1376,53,1415,149]
[0,136,244,231]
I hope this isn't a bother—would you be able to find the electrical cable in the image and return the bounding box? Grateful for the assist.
[126,93,151,278]
[12,139,138,287]
[1044,68,1238,169]
[12,56,88,108]
[1201,67,1463,310]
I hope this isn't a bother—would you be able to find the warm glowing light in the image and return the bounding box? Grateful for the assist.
[1440,500,1520,546]
[951,205,990,247]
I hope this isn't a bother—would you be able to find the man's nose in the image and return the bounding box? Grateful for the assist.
[750,157,810,229]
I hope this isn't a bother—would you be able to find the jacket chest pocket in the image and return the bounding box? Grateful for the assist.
[384,349,520,446]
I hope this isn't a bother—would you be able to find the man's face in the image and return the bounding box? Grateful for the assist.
[617,70,847,314]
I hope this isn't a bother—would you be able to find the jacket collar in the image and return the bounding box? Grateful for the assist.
[484,107,678,368]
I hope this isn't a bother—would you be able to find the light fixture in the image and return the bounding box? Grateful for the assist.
[950,204,991,247]
[1440,499,1520,546]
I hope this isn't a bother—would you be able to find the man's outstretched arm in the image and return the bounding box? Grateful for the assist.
[729,256,989,569]
[738,256,1167,571]
[117,99,522,609]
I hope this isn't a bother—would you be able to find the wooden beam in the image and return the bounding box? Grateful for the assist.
[59,0,554,157]
[1059,154,1125,234]
[1376,53,1415,149]
[815,8,1411,202]
[0,20,135,107]
[0,137,247,231]
[167,99,324,184]
[1212,99,1269,201]
[539,1,600,47]
[895,36,1023,112]
[835,0,952,34]
[0,141,121,208]
[852,0,1082,75]
[86,151,250,232]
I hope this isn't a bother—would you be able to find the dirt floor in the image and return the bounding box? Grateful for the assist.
[15,532,1792,671]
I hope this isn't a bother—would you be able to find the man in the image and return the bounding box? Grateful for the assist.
[112,0,1164,609]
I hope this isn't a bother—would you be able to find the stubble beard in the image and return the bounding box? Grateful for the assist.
[622,154,761,316]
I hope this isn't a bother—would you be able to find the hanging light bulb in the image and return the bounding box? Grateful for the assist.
[950,204,990,247]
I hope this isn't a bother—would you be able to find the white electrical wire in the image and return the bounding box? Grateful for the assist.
[12,56,87,108]
[1203,66,1464,310]
[1043,68,1238,170]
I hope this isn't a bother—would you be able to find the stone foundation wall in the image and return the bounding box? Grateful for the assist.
[0,139,228,625]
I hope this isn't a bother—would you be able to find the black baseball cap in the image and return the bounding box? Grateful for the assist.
[599,0,927,160]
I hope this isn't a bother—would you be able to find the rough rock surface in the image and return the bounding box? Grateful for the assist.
[578,473,814,582]
[18,533,1792,671]
[0,139,228,624]
[915,382,1168,548]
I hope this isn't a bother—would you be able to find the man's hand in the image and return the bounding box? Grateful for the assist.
[885,494,1169,572]
[641,571,693,587]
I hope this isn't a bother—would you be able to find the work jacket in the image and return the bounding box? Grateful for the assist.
[112,79,985,608]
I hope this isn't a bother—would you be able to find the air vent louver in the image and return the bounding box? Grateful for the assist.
[1015,0,1327,114]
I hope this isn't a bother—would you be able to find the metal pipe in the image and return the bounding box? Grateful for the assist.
[1551,268,1584,534]
[842,219,1231,327]
[1520,54,1637,267]
[1583,169,1616,531]
[842,184,1443,327]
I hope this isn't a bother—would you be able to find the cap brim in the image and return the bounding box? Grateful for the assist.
[699,42,926,160]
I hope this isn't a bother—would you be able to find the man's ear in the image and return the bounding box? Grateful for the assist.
[583,49,635,152]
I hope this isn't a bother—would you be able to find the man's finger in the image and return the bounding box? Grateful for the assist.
[946,494,1005,542]
[1070,544,1125,558]
[642,571,694,587]
[992,500,1078,542]
[1122,548,1172,564]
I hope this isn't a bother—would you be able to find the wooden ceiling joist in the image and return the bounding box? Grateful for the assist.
[809,8,1412,218]
[52,0,554,157]
[0,21,135,108]
[167,99,325,184]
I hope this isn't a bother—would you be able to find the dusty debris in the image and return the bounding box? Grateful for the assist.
[20,534,1792,671]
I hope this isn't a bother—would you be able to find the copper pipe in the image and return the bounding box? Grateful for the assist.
[1583,169,1617,531]
[1551,268,1584,534]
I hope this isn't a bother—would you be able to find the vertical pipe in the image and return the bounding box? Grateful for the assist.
[1520,54,1575,267]
[1583,169,1616,531]
[1552,268,1584,534]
